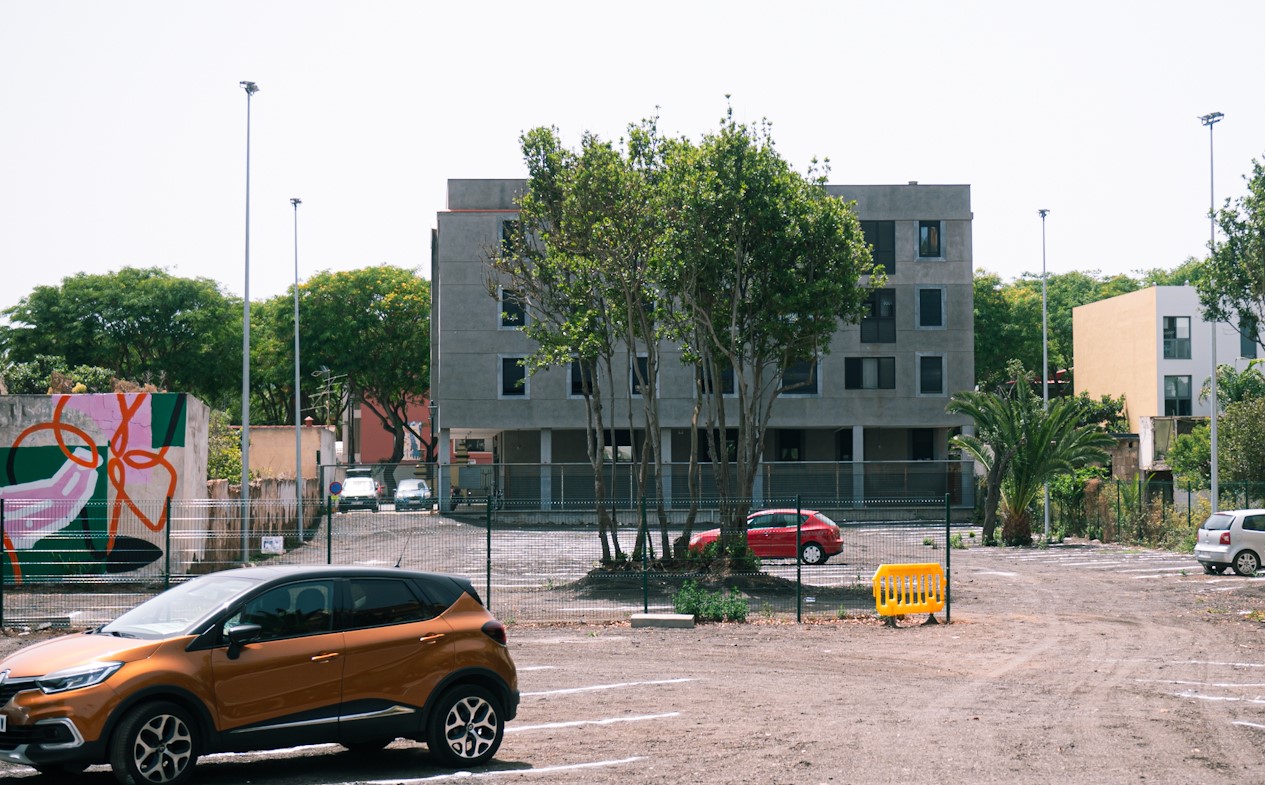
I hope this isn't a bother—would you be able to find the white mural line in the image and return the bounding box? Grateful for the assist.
[509,712,680,732]
[522,678,694,697]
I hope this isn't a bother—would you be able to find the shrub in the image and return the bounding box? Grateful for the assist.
[672,580,749,622]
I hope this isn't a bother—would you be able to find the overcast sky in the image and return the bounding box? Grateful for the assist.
[2,1,1261,315]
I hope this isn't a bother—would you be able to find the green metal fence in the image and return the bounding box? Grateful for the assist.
[0,495,967,628]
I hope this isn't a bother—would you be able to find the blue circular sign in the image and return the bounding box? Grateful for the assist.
[330,481,343,495]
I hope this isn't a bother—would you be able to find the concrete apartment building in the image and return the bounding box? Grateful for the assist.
[431,179,975,507]
[1073,285,1259,473]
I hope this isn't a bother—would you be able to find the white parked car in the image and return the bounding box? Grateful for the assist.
[1194,509,1265,576]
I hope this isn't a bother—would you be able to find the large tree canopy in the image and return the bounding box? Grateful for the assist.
[300,265,431,463]
[1198,155,1265,349]
[0,267,240,406]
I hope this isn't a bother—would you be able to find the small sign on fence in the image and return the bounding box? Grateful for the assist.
[260,536,285,555]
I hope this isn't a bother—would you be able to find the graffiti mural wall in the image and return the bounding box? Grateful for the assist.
[0,394,209,583]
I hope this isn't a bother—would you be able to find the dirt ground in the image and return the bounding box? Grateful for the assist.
[1,540,1264,785]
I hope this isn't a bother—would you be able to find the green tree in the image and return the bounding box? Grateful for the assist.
[0,268,241,408]
[207,409,244,482]
[300,266,430,463]
[1,354,133,394]
[950,363,1114,545]
[1197,156,1265,350]
[1167,424,1210,489]
[1072,391,1128,431]
[659,109,874,552]
[1199,360,1265,410]
[1219,398,1265,485]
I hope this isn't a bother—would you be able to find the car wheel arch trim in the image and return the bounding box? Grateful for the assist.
[423,668,517,724]
[103,685,216,757]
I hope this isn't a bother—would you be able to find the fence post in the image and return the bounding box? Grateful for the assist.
[1115,480,1121,542]
[164,497,172,590]
[485,496,493,612]
[795,495,802,624]
[326,496,332,565]
[641,496,649,614]
[945,492,952,625]
[1186,482,1192,531]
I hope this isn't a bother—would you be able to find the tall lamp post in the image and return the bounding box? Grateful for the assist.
[291,197,303,535]
[239,79,258,561]
[1039,208,1051,541]
[1201,111,1223,512]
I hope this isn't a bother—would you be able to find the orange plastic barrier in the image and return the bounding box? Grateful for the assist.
[872,563,946,618]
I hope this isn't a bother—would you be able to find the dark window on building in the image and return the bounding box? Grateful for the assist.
[500,288,527,328]
[836,430,854,462]
[1164,375,1191,416]
[919,355,944,395]
[782,360,818,395]
[860,289,896,343]
[697,361,735,396]
[861,220,896,275]
[777,429,803,461]
[570,359,596,397]
[697,428,739,463]
[844,357,896,389]
[630,355,652,396]
[917,288,944,328]
[1242,321,1258,359]
[500,356,527,397]
[918,221,942,258]
[499,220,519,257]
[1162,316,1190,359]
[911,428,935,460]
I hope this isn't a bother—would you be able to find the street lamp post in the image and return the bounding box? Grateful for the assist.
[291,197,303,537]
[1039,208,1051,541]
[239,79,258,562]
[1201,111,1223,513]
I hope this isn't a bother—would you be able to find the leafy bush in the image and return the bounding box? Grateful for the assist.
[672,580,749,622]
[688,540,761,572]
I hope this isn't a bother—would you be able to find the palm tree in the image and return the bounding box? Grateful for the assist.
[950,363,1114,545]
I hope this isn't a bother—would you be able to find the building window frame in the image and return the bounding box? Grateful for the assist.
[569,358,597,399]
[844,357,896,390]
[916,353,946,396]
[916,286,946,329]
[498,355,528,399]
[781,360,819,396]
[1162,316,1191,360]
[630,354,654,397]
[860,289,897,343]
[1241,320,1258,359]
[696,361,736,398]
[499,287,527,330]
[860,220,896,276]
[918,220,943,259]
[1163,374,1192,416]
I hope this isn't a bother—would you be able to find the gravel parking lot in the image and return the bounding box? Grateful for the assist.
[1,539,1263,784]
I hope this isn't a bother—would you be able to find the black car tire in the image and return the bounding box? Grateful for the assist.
[1203,563,1226,575]
[427,685,505,767]
[1233,550,1260,577]
[799,543,827,565]
[109,700,199,785]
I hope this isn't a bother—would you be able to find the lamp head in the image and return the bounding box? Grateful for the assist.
[240,80,259,96]
[1200,111,1223,127]
[1038,208,1050,219]
[291,198,302,207]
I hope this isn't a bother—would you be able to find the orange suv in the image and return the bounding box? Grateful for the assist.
[0,565,518,784]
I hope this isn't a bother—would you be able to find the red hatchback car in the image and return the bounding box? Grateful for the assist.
[688,508,844,565]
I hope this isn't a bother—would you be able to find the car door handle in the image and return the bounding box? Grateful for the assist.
[419,633,445,644]
[311,652,341,663]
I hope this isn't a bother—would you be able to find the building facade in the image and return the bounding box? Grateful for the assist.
[431,179,976,506]
[1073,285,1259,472]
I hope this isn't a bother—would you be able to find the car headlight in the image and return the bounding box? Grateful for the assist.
[37,661,123,694]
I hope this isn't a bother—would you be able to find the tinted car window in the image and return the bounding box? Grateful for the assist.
[228,580,334,640]
[1245,515,1265,532]
[748,515,774,531]
[348,578,433,628]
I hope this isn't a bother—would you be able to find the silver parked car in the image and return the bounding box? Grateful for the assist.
[394,478,433,511]
[1194,509,1265,576]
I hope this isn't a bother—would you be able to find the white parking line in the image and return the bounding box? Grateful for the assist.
[974,571,1018,577]
[353,757,646,783]
[1181,660,1265,668]
[1234,721,1265,730]
[517,665,559,672]
[523,678,694,697]
[1172,691,1265,705]
[509,712,680,732]
[1140,679,1265,688]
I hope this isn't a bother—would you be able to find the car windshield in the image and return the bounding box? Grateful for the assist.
[100,574,262,639]
[344,477,375,493]
[398,480,427,493]
[1202,513,1234,531]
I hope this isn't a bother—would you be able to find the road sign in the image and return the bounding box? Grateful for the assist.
[330,481,343,496]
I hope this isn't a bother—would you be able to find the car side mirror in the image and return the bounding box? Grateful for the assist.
[225,623,263,660]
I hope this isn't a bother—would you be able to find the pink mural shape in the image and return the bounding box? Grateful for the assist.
[0,447,99,550]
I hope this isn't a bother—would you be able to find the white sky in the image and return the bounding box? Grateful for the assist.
[2,1,1262,316]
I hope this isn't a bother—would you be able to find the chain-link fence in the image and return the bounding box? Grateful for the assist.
[0,494,969,628]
